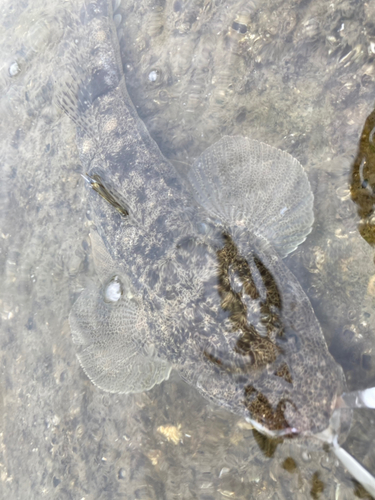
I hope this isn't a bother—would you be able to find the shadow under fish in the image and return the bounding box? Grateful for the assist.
[55,0,375,495]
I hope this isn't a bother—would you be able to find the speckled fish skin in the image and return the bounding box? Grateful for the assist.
[64,0,351,443]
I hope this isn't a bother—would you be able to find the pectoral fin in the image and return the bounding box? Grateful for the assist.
[70,231,171,393]
[188,136,314,257]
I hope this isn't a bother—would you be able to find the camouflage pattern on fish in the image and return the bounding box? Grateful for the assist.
[58,0,351,443]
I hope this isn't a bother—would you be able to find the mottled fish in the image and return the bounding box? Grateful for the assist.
[58,0,352,448]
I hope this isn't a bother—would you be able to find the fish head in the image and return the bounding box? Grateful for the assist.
[250,328,354,446]
[283,352,352,445]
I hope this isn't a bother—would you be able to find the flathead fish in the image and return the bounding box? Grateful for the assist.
[57,1,375,492]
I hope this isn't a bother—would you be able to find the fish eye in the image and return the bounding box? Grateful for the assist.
[287,332,299,346]
[277,330,300,351]
[104,275,122,303]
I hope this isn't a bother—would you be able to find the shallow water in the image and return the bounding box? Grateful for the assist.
[0,0,375,499]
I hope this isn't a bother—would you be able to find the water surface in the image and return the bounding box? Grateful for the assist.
[0,0,375,498]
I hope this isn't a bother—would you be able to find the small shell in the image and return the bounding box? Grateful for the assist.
[157,424,182,444]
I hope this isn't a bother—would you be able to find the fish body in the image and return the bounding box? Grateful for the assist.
[61,0,350,443]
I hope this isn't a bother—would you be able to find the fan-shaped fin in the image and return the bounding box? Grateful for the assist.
[188,136,314,257]
[69,231,171,394]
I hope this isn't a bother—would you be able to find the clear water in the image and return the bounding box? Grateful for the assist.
[0,0,375,498]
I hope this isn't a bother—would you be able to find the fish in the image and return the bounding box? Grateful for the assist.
[58,0,347,439]
[57,0,375,492]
